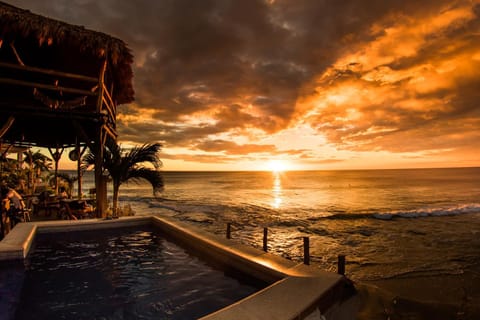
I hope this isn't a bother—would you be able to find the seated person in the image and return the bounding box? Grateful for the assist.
[58,187,68,199]
[2,188,26,227]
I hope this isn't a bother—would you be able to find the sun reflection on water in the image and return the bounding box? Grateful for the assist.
[271,172,282,208]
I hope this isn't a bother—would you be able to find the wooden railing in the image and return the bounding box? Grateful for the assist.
[225,223,347,274]
[0,62,98,83]
[0,77,96,96]
[101,84,116,128]
[0,61,116,133]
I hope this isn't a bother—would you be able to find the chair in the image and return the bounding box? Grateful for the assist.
[14,207,31,222]
[34,191,60,216]
[60,200,95,220]
[20,197,32,222]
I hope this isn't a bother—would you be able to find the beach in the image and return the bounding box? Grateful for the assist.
[81,167,480,319]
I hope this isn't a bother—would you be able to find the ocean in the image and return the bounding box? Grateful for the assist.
[79,167,480,319]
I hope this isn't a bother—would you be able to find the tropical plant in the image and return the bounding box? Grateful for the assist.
[0,157,27,190]
[82,141,164,216]
[54,172,78,198]
[0,156,18,179]
[23,150,52,193]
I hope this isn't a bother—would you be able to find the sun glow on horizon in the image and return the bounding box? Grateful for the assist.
[267,160,289,172]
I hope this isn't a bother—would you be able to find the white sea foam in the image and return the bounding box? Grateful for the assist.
[385,204,480,219]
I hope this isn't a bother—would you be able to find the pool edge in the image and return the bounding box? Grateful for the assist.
[0,216,351,319]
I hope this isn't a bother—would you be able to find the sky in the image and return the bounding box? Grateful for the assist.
[9,0,480,171]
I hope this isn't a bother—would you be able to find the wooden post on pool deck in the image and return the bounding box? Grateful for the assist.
[338,255,346,275]
[303,237,310,265]
[226,223,231,239]
[263,227,268,252]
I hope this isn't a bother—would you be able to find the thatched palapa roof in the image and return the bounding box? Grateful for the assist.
[0,1,134,104]
[0,1,135,149]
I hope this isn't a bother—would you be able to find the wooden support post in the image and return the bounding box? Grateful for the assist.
[95,60,108,218]
[97,60,107,113]
[16,150,23,171]
[0,116,15,139]
[76,144,82,199]
[54,151,59,193]
[303,237,310,265]
[263,227,268,252]
[94,130,106,218]
[226,223,231,239]
[48,147,64,194]
[338,255,346,275]
[75,143,87,199]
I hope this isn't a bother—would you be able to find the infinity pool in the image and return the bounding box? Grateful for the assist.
[2,227,264,319]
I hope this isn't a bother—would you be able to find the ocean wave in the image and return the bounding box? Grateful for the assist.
[325,213,373,220]
[132,195,480,225]
[375,204,480,220]
[322,204,480,221]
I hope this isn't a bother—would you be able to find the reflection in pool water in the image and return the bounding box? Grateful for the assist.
[5,227,264,320]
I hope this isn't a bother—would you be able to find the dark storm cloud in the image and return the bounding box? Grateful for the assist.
[10,0,438,122]
[8,0,480,163]
[118,118,306,156]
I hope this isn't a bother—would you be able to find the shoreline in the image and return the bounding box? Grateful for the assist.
[351,271,480,320]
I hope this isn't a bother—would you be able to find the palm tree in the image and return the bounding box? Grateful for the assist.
[82,141,164,216]
[23,150,52,193]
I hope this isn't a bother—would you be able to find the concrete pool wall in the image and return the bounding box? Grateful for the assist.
[0,216,352,320]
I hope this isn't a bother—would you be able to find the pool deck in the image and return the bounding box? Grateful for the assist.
[0,216,353,320]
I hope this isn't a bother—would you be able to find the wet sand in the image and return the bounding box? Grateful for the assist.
[352,272,480,320]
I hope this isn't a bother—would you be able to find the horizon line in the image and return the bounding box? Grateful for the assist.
[61,165,480,173]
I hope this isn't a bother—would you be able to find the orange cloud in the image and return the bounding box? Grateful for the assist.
[297,1,480,157]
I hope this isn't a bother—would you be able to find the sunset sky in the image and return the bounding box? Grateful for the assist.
[10,0,480,171]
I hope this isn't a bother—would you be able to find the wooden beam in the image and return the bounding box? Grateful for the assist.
[76,142,88,199]
[0,78,97,96]
[9,42,25,66]
[0,106,102,122]
[102,83,115,112]
[96,60,107,113]
[94,126,106,218]
[95,57,108,217]
[102,95,115,123]
[0,62,98,83]
[72,120,95,151]
[0,144,12,158]
[102,123,117,141]
[0,116,15,139]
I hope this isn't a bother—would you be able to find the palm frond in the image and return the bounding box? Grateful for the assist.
[79,141,164,211]
[126,168,164,195]
[125,143,163,170]
[80,151,96,172]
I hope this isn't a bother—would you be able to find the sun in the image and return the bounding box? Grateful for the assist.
[267,160,289,172]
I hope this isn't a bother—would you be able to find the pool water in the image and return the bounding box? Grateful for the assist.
[4,227,264,319]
